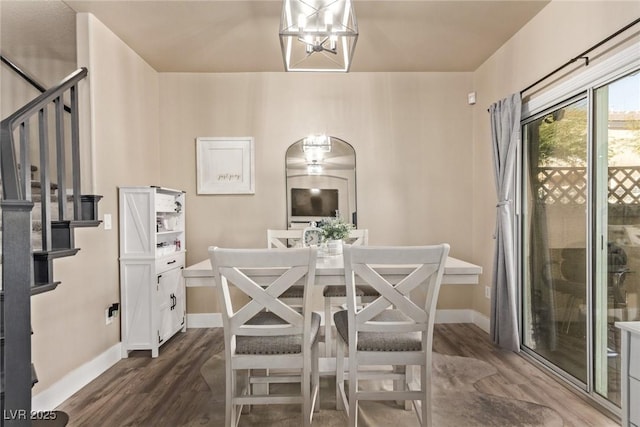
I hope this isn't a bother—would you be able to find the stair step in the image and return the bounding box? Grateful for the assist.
[30,181,58,192]
[31,282,61,296]
[32,249,80,284]
[33,248,80,260]
[51,221,74,250]
[31,194,64,204]
[31,363,38,387]
[70,219,102,228]
[80,195,103,221]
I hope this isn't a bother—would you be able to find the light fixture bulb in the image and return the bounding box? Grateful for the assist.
[330,35,338,51]
[324,11,333,28]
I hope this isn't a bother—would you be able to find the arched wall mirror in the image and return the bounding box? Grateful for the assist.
[285,135,357,228]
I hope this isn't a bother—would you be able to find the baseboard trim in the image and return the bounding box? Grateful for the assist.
[436,309,490,333]
[187,313,222,328]
[471,311,491,333]
[32,342,122,411]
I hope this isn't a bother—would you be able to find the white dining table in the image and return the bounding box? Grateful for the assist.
[182,254,482,379]
[182,255,483,288]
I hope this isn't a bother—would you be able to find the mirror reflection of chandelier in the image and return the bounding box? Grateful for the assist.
[279,0,358,72]
[303,134,331,174]
[303,134,331,152]
[307,161,323,175]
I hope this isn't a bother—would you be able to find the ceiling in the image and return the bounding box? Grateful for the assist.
[62,0,548,73]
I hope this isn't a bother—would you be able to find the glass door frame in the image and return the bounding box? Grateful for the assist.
[518,92,593,393]
[517,43,640,416]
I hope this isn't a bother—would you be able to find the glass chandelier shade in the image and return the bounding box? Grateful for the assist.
[279,0,358,72]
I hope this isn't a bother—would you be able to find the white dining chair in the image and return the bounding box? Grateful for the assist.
[334,243,450,427]
[267,229,308,305]
[209,246,321,427]
[322,229,377,356]
[267,228,303,249]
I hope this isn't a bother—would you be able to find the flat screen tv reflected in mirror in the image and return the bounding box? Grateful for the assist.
[291,188,338,217]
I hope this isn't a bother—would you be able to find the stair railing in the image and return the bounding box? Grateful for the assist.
[1,67,88,426]
[0,55,72,114]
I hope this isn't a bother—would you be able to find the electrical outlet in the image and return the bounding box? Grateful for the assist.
[485,286,491,299]
[105,308,113,325]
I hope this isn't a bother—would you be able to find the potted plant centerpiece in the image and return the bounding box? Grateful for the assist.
[319,217,354,255]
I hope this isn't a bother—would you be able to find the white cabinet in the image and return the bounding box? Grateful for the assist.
[157,262,185,344]
[616,321,640,427]
[119,186,186,358]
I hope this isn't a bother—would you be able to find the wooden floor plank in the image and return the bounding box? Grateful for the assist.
[57,324,619,426]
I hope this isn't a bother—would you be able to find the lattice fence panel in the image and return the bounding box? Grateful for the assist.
[536,167,587,205]
[608,167,640,204]
[535,167,640,205]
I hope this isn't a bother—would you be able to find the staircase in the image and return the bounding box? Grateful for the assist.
[1,67,101,426]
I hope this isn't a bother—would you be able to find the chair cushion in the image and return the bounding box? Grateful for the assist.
[333,309,421,352]
[235,311,321,355]
[280,285,305,298]
[323,285,378,298]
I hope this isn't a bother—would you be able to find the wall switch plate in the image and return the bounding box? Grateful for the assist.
[468,91,477,105]
[485,286,491,299]
[104,213,112,230]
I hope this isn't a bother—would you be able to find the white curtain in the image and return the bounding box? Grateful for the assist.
[489,93,521,352]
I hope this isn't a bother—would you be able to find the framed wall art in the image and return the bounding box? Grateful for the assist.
[196,137,255,194]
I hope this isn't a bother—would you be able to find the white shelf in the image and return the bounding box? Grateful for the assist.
[119,186,186,358]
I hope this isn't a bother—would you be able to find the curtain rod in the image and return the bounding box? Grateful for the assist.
[519,17,640,95]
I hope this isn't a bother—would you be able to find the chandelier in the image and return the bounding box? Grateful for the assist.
[279,0,358,72]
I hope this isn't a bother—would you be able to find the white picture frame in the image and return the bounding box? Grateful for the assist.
[196,137,255,194]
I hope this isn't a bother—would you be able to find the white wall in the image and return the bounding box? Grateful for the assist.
[30,12,160,395]
[471,0,640,316]
[158,72,476,313]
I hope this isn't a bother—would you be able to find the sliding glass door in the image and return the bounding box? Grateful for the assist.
[521,70,640,408]
[593,71,640,405]
[522,96,589,385]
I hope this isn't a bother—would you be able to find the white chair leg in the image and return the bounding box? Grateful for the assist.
[226,364,234,427]
[244,369,253,414]
[325,299,333,357]
[392,365,411,410]
[348,353,358,427]
[336,337,345,411]
[404,365,412,411]
[422,364,430,427]
[312,342,320,413]
[303,358,311,427]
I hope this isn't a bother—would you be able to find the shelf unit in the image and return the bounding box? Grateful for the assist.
[616,322,640,427]
[119,186,186,357]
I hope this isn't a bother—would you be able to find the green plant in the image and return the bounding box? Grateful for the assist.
[318,217,354,241]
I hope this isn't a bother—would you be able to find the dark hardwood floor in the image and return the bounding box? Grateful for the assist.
[57,324,619,426]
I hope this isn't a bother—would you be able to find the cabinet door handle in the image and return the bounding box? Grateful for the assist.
[167,260,177,265]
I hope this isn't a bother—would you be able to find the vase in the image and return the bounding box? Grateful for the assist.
[326,239,343,256]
